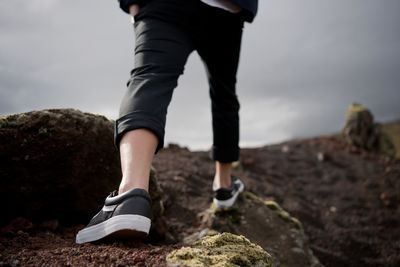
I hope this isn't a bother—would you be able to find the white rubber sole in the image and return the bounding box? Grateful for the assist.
[213,182,244,208]
[75,214,151,244]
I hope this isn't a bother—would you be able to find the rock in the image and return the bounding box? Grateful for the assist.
[343,103,395,157]
[39,219,59,232]
[0,109,165,236]
[381,121,400,158]
[343,103,375,149]
[380,191,397,208]
[317,152,325,162]
[374,123,397,157]
[198,192,322,267]
[232,161,243,171]
[183,228,213,245]
[167,232,272,267]
[148,167,168,239]
[242,158,256,167]
[282,145,290,153]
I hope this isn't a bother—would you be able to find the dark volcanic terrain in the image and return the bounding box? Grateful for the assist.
[1,136,399,266]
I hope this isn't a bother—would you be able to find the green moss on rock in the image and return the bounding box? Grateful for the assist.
[264,200,303,230]
[240,191,264,204]
[211,204,243,225]
[345,102,366,120]
[167,232,272,267]
[238,191,303,230]
[343,103,396,157]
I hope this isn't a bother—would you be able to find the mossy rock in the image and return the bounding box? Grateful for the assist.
[264,199,302,230]
[198,191,322,267]
[343,103,375,149]
[343,103,396,157]
[167,232,272,267]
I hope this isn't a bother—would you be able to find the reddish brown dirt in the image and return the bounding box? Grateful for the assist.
[1,136,399,266]
[0,221,179,266]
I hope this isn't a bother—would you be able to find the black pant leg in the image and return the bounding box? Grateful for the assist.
[195,8,244,162]
[115,18,194,152]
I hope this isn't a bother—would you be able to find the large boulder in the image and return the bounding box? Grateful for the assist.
[0,109,164,235]
[343,103,395,157]
[167,232,272,267]
[191,192,322,267]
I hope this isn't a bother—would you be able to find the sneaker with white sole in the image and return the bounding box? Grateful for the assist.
[76,188,152,244]
[213,177,244,208]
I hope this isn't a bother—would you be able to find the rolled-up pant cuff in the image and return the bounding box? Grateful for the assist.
[211,145,240,163]
[114,112,165,153]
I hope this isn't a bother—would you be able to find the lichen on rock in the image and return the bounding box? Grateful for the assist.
[264,199,302,230]
[343,103,395,157]
[197,191,322,267]
[167,232,272,267]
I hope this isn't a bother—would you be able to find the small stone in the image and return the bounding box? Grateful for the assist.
[243,158,255,166]
[38,127,48,134]
[232,161,242,170]
[282,145,290,153]
[317,152,325,162]
[40,219,59,231]
[380,191,396,207]
[183,228,211,244]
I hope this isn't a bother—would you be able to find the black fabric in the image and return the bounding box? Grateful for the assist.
[116,0,243,162]
[114,195,152,219]
[118,0,258,22]
[87,210,114,227]
[229,0,258,22]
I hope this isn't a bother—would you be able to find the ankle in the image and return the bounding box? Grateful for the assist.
[213,174,232,189]
[214,161,233,189]
[119,182,148,195]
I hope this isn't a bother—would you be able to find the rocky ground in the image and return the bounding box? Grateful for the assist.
[1,135,400,266]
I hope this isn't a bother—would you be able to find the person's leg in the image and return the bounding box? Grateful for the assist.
[194,5,244,189]
[115,17,194,193]
[119,129,158,194]
[115,17,194,153]
[76,6,195,243]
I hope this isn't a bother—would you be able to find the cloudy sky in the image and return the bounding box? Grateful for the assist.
[1,0,399,150]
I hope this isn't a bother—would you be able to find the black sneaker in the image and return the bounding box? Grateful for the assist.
[75,188,152,244]
[213,177,244,208]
